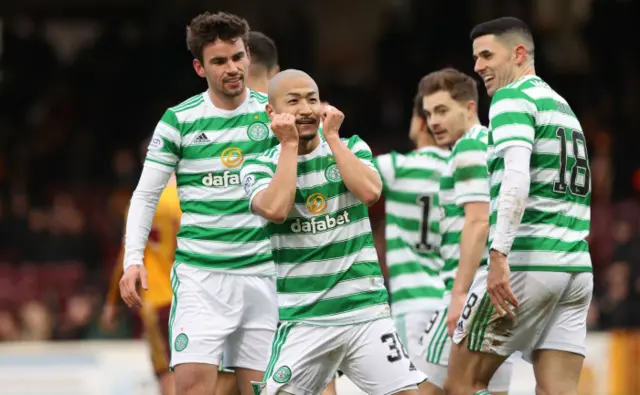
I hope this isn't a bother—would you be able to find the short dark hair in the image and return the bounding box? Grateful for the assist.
[419,68,478,104]
[413,91,426,120]
[186,12,250,63]
[248,31,278,71]
[470,17,533,43]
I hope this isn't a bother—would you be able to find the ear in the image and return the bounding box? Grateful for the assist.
[266,103,275,120]
[467,100,477,117]
[246,48,251,63]
[514,44,527,66]
[418,117,428,133]
[193,59,206,79]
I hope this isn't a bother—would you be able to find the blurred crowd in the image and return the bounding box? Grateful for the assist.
[0,0,639,341]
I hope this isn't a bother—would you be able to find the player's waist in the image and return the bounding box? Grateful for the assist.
[279,300,391,326]
[175,248,275,275]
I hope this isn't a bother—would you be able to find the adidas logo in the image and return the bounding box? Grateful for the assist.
[456,320,463,330]
[409,361,416,371]
[194,133,209,144]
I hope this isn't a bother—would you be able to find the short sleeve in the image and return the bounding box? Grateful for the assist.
[373,153,396,188]
[489,88,536,153]
[453,138,490,205]
[240,154,276,212]
[145,110,182,172]
[346,135,379,174]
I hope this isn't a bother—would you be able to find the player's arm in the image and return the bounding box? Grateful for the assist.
[121,110,180,307]
[325,134,382,206]
[242,146,298,224]
[451,139,490,299]
[489,88,535,256]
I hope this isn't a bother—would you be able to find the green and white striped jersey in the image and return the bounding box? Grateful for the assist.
[438,125,490,299]
[145,89,277,275]
[373,147,450,315]
[241,135,390,325]
[487,75,592,272]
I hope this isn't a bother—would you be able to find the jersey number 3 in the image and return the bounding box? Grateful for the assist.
[415,195,432,252]
[553,127,591,197]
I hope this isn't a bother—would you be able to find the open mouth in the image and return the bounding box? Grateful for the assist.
[296,119,317,125]
[483,75,494,84]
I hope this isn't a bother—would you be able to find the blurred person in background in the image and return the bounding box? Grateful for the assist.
[0,310,20,341]
[102,145,181,395]
[371,84,449,375]
[247,31,280,94]
[19,300,53,341]
[119,12,279,395]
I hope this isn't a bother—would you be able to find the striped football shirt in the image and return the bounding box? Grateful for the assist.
[145,89,277,275]
[374,147,450,315]
[487,75,592,272]
[241,135,390,325]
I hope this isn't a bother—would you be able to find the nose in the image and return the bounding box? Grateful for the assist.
[298,100,312,115]
[474,58,486,74]
[226,60,240,74]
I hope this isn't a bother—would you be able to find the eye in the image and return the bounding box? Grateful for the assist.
[308,98,318,103]
[287,99,298,104]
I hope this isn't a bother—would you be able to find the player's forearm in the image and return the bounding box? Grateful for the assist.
[453,216,489,297]
[325,135,381,206]
[123,165,172,270]
[253,143,298,223]
[491,146,531,255]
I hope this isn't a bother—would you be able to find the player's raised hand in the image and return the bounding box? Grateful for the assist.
[487,250,519,317]
[321,104,344,139]
[119,264,148,308]
[271,113,298,145]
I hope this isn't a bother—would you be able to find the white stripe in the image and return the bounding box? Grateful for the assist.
[182,127,274,146]
[278,276,386,307]
[386,201,421,221]
[391,272,445,291]
[392,299,443,316]
[375,154,395,184]
[178,184,247,202]
[489,98,536,118]
[455,150,487,168]
[522,86,567,102]
[277,248,378,275]
[491,124,535,144]
[386,248,442,271]
[272,218,371,249]
[177,155,258,173]
[490,223,588,244]
[392,178,440,195]
[496,250,591,268]
[296,305,390,326]
[535,110,582,131]
[177,237,270,257]
[181,212,264,229]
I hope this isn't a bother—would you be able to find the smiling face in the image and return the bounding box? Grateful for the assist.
[472,32,531,97]
[193,37,250,98]
[267,73,322,141]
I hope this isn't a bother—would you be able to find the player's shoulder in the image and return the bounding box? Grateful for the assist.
[453,126,489,154]
[248,89,269,105]
[491,76,541,105]
[343,134,368,149]
[248,145,281,165]
[168,92,207,115]
[161,92,208,130]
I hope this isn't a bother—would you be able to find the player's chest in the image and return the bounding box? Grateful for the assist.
[294,156,348,217]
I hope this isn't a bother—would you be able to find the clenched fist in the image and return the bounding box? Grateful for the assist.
[322,104,345,140]
[270,113,299,145]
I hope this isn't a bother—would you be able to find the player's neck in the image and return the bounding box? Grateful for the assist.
[247,75,268,94]
[511,66,536,84]
[208,88,247,111]
[465,117,482,132]
[298,134,321,155]
[415,133,437,150]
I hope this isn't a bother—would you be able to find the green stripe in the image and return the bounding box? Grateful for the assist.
[168,262,182,367]
[426,310,446,364]
[468,293,491,351]
[263,322,295,381]
[433,307,450,363]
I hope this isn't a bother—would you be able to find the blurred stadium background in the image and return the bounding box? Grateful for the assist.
[0,0,638,394]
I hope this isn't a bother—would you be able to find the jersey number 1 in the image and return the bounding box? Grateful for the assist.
[552,127,591,196]
[415,195,432,252]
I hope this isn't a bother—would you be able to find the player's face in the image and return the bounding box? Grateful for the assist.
[193,38,250,98]
[270,77,322,141]
[423,91,468,146]
[472,34,514,96]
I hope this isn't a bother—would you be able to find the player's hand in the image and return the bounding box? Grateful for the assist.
[100,303,119,333]
[119,264,148,309]
[446,293,466,337]
[270,113,298,146]
[487,250,519,317]
[321,104,344,139]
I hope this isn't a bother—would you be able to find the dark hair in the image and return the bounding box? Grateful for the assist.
[419,68,478,103]
[248,31,278,71]
[186,12,250,62]
[413,91,426,120]
[470,17,532,42]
